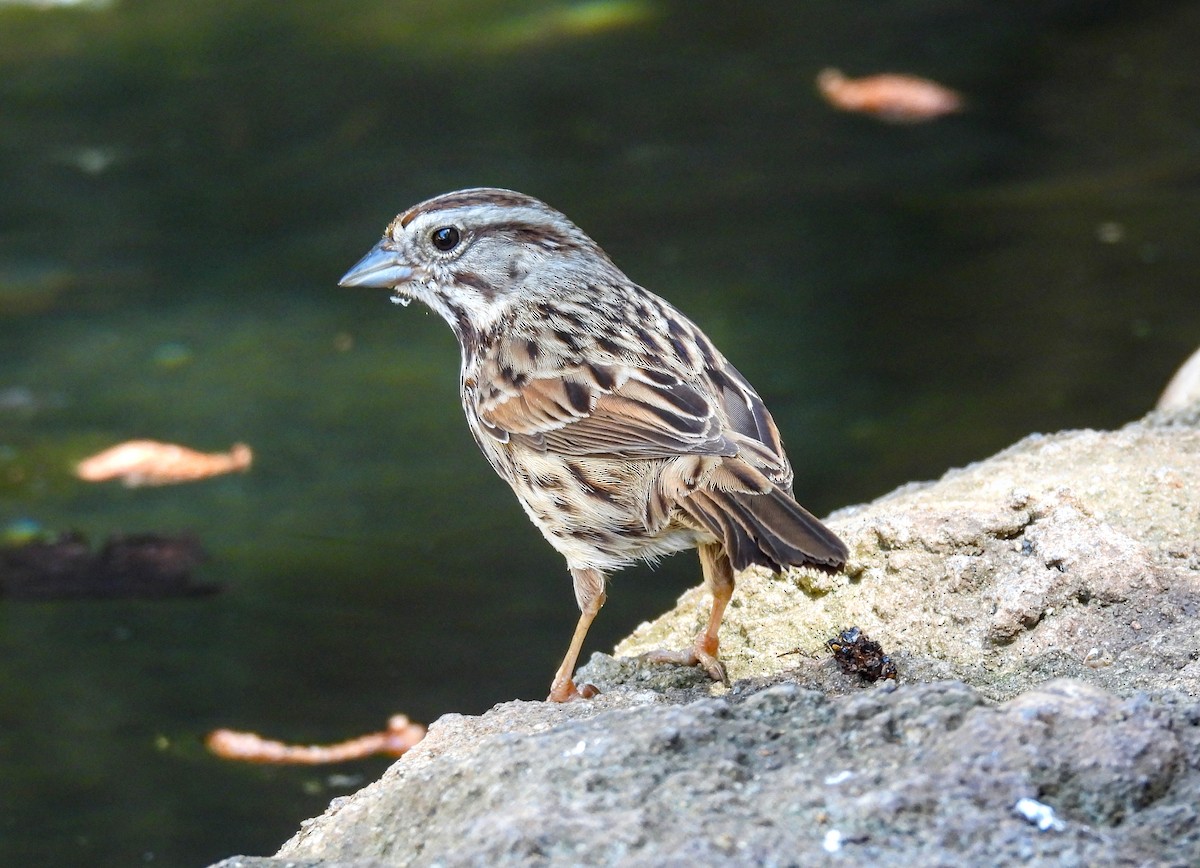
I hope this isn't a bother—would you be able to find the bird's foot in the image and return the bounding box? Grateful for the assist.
[639,636,729,686]
[547,677,600,703]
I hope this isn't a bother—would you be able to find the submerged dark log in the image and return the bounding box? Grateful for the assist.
[0,532,217,600]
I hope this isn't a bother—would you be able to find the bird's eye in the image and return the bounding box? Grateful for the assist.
[430,226,461,252]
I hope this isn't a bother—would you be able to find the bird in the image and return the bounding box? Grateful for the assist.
[339,188,848,701]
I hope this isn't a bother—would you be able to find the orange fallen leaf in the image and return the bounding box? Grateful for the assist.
[206,715,426,764]
[817,67,964,123]
[75,440,252,487]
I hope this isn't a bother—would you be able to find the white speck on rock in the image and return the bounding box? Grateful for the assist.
[564,739,587,757]
[1014,797,1066,831]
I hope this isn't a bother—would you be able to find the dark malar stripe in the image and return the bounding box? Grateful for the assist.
[453,270,498,299]
[448,305,479,359]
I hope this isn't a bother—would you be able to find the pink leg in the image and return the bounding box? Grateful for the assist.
[547,567,606,702]
[641,542,734,684]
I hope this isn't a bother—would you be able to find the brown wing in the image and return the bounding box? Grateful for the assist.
[477,365,738,460]
[703,361,793,487]
[472,332,843,570]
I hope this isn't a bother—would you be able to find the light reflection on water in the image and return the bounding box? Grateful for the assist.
[1,1,1198,865]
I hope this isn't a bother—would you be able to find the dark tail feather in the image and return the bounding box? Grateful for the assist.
[680,487,848,574]
[679,490,764,572]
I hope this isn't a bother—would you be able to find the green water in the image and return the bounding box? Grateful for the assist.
[2,1,1198,864]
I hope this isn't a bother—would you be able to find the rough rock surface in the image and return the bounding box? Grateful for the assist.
[211,407,1200,867]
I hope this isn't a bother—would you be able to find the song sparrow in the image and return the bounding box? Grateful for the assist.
[340,188,847,701]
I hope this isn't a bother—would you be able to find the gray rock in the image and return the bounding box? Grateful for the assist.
[210,410,1200,867]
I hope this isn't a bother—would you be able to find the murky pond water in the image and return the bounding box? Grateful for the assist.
[1,1,1197,864]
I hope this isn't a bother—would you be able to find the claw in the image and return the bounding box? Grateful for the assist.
[695,651,728,686]
[639,636,729,686]
[547,678,599,703]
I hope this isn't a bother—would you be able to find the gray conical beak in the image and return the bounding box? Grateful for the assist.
[338,241,415,288]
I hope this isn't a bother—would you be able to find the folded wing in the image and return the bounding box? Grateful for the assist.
[476,356,847,572]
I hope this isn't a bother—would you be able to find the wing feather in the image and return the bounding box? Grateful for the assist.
[478,366,736,459]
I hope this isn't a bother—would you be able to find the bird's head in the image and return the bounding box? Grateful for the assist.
[339,188,616,340]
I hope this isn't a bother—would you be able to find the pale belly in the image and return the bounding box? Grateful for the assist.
[499,448,714,572]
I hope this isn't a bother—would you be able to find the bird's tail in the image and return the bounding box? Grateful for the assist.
[679,486,848,574]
